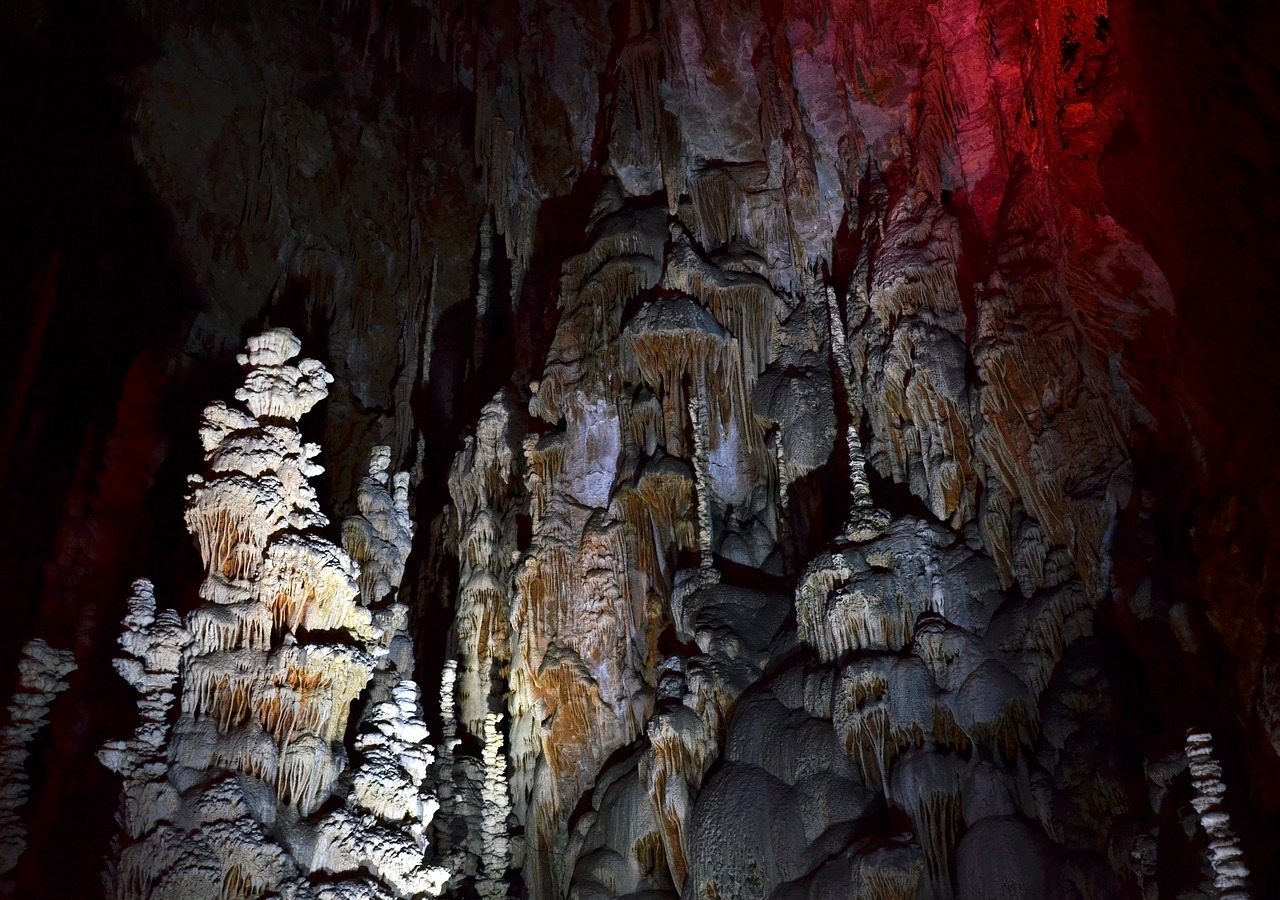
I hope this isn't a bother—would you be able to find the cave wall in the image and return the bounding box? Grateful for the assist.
[0,0,1277,897]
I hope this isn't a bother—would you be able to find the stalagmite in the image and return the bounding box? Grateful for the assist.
[843,424,891,543]
[448,392,522,733]
[100,330,453,898]
[0,639,76,874]
[435,660,461,802]
[97,579,191,872]
[689,393,714,569]
[431,660,481,889]
[343,445,415,607]
[234,328,334,421]
[826,285,889,542]
[638,576,789,895]
[1185,730,1251,899]
[313,678,449,898]
[170,331,376,814]
[476,713,512,900]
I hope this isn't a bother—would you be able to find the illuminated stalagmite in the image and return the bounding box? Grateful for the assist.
[1185,730,1251,899]
[99,330,449,899]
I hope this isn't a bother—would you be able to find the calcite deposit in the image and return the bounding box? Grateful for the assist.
[1185,730,1251,899]
[98,331,450,899]
[413,1,1226,895]
[0,0,1275,897]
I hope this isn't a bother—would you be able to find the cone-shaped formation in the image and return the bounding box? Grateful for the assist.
[101,331,451,899]
[173,334,373,813]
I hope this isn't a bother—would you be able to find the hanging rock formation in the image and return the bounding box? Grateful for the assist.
[0,0,1276,897]
[420,2,1240,897]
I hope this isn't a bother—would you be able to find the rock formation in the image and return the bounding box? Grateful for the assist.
[0,0,1276,897]
[1185,730,1251,899]
[99,330,449,899]
[0,640,76,877]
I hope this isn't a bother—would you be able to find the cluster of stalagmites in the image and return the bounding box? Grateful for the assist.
[99,329,450,899]
[439,150,1168,899]
[424,670,515,899]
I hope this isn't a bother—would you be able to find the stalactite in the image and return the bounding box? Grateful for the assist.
[834,662,896,799]
[665,243,776,380]
[641,704,709,891]
[890,748,964,897]
[633,460,698,557]
[797,552,925,661]
[622,299,734,458]
[619,36,662,141]
[186,602,272,654]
